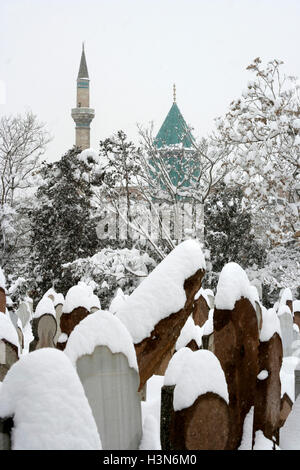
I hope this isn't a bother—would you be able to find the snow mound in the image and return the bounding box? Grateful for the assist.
[0,348,101,450]
[215,262,257,311]
[175,316,202,351]
[280,356,299,401]
[109,288,129,314]
[62,284,92,313]
[116,240,206,344]
[34,297,56,319]
[165,349,229,411]
[65,310,138,371]
[260,307,281,342]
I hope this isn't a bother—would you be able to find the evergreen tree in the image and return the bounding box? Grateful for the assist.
[28,147,99,300]
[204,182,266,289]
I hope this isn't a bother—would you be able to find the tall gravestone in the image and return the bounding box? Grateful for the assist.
[76,346,142,450]
[278,309,293,357]
[253,309,283,443]
[65,311,142,450]
[213,263,260,450]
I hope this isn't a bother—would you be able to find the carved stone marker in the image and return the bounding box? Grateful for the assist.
[213,263,260,450]
[253,333,282,443]
[278,309,294,357]
[0,417,13,450]
[30,297,57,351]
[59,285,92,350]
[65,311,142,450]
[77,346,142,450]
[162,348,229,450]
[0,283,19,381]
[116,240,206,391]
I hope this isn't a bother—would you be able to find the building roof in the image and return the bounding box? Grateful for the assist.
[154,102,195,149]
[77,44,89,79]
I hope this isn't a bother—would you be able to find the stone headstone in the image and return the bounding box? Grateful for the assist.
[134,268,205,390]
[0,288,6,314]
[16,302,31,329]
[295,370,300,401]
[54,303,63,345]
[36,314,57,350]
[59,306,89,350]
[214,298,259,450]
[76,345,142,450]
[192,294,209,327]
[253,333,283,443]
[0,340,18,382]
[278,311,294,357]
[170,392,230,450]
[0,417,13,450]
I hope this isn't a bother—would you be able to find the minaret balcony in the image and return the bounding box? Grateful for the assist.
[71,107,95,125]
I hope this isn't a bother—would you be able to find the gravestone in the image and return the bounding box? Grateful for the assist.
[295,370,300,400]
[76,345,142,450]
[134,268,205,390]
[36,314,57,350]
[278,311,293,357]
[0,417,13,450]
[54,301,63,345]
[253,332,283,443]
[60,306,89,350]
[0,287,6,314]
[0,339,18,382]
[162,349,229,450]
[214,297,259,450]
[16,302,31,329]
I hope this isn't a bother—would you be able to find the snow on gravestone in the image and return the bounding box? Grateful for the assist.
[0,348,101,450]
[116,240,206,390]
[65,310,142,450]
[253,306,283,443]
[161,348,229,450]
[58,284,91,350]
[0,269,19,382]
[277,304,294,357]
[31,297,57,350]
[213,262,260,450]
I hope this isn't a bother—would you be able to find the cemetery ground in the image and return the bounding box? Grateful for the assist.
[0,239,300,453]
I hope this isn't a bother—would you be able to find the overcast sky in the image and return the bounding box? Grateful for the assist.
[1,0,300,162]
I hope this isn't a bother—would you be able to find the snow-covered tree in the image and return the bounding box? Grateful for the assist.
[62,246,156,309]
[0,112,50,270]
[28,147,99,300]
[214,58,300,243]
[204,182,267,289]
[95,131,142,241]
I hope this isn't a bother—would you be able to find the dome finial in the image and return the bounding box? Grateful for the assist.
[173,83,176,103]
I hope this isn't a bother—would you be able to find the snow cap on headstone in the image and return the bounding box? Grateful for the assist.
[65,310,138,371]
[34,297,56,319]
[215,262,257,311]
[0,348,102,450]
[116,240,206,344]
[165,349,229,411]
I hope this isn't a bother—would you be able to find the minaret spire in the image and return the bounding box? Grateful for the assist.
[71,44,95,149]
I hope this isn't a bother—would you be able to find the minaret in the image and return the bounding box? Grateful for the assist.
[71,44,95,149]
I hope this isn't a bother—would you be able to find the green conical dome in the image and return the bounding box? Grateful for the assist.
[154,102,194,149]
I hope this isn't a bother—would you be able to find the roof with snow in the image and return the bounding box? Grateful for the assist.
[154,102,195,149]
